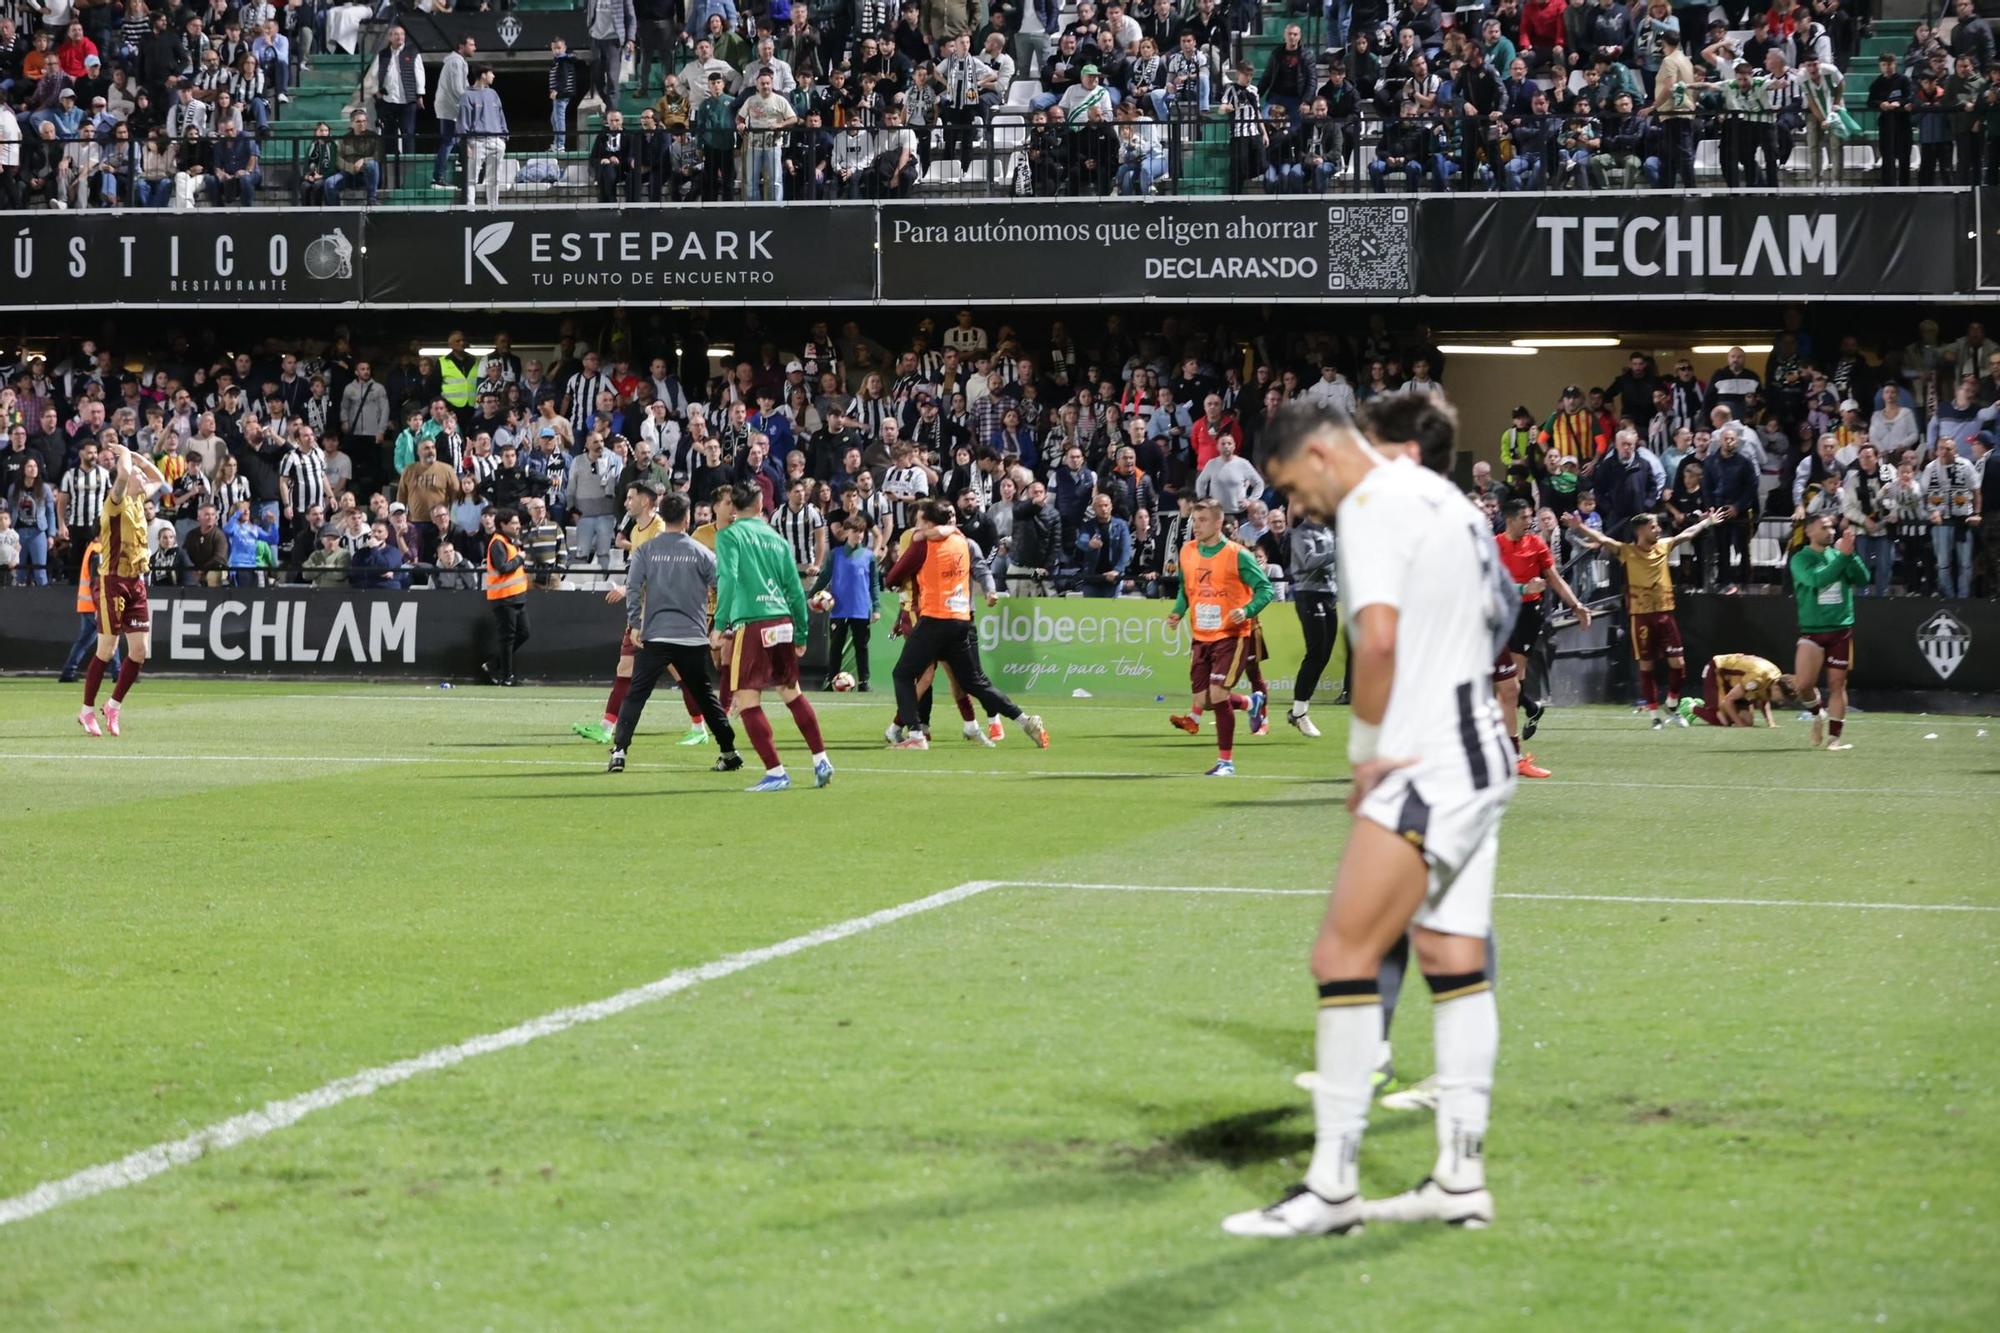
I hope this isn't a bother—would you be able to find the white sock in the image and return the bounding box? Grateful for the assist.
[1290,700,1309,717]
[766,766,786,778]
[1431,988,1498,1192]
[1304,999,1379,1202]
[811,751,829,765]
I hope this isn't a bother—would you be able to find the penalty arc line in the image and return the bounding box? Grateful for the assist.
[0,878,1005,1231]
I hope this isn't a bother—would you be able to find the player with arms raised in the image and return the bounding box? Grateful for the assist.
[1165,499,1275,777]
[1562,508,1724,728]
[1790,513,1869,751]
[78,444,167,737]
[1223,402,1515,1238]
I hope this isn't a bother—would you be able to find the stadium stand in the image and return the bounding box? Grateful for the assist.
[1,0,1980,208]
[4,313,1996,608]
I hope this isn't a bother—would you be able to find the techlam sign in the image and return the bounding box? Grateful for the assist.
[362,205,875,304]
[156,594,417,668]
[1534,212,1835,280]
[1,214,360,306]
[1418,193,1966,298]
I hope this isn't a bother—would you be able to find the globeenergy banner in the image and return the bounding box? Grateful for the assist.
[970,597,1312,700]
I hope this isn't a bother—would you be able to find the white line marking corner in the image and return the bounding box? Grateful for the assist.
[0,879,1003,1229]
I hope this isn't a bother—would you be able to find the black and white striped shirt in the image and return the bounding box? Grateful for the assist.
[1222,83,1264,137]
[564,371,614,434]
[882,464,929,532]
[851,490,890,533]
[226,67,265,106]
[193,65,233,99]
[280,445,328,513]
[772,502,826,568]
[214,474,251,514]
[846,394,889,440]
[60,464,111,530]
[464,451,501,486]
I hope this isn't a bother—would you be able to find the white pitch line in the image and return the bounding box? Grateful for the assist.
[0,879,1003,1230]
[3,874,1990,1230]
[0,751,1977,798]
[1007,880,2000,914]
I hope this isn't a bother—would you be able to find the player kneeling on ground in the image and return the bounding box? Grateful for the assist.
[1222,402,1517,1238]
[1685,652,1795,728]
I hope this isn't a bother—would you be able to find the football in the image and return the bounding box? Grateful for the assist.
[810,592,836,612]
[831,672,857,692]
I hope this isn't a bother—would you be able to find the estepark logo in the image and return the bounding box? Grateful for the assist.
[465,221,514,285]
[975,606,1184,655]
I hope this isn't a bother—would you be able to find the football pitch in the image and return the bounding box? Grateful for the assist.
[3,679,1996,1330]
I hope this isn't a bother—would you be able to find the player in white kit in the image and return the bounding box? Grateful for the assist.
[1223,401,1517,1238]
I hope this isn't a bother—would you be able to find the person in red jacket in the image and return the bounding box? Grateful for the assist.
[1190,394,1243,470]
[57,22,99,80]
[1519,0,1568,73]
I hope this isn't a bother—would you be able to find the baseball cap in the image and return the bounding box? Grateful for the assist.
[92,96,106,107]
[538,425,557,437]
[85,54,100,66]
[1561,384,1582,397]
[1557,456,1581,470]
[1839,398,1860,413]
[389,501,407,514]
[1081,63,1100,75]
[60,87,75,99]
[785,359,802,373]
[1512,404,1531,419]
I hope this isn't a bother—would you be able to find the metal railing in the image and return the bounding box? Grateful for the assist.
[10,99,1949,213]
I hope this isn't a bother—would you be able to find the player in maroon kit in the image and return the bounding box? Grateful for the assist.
[1493,499,1591,778]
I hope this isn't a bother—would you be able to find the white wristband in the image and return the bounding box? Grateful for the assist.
[1347,720,1380,766]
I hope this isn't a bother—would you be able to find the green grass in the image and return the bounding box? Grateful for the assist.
[1,680,1996,1330]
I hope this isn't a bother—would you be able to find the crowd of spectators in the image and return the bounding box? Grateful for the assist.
[3,309,1995,602]
[1494,318,1998,600]
[8,0,1995,209]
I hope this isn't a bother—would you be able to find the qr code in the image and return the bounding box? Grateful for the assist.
[1325,204,1414,294]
